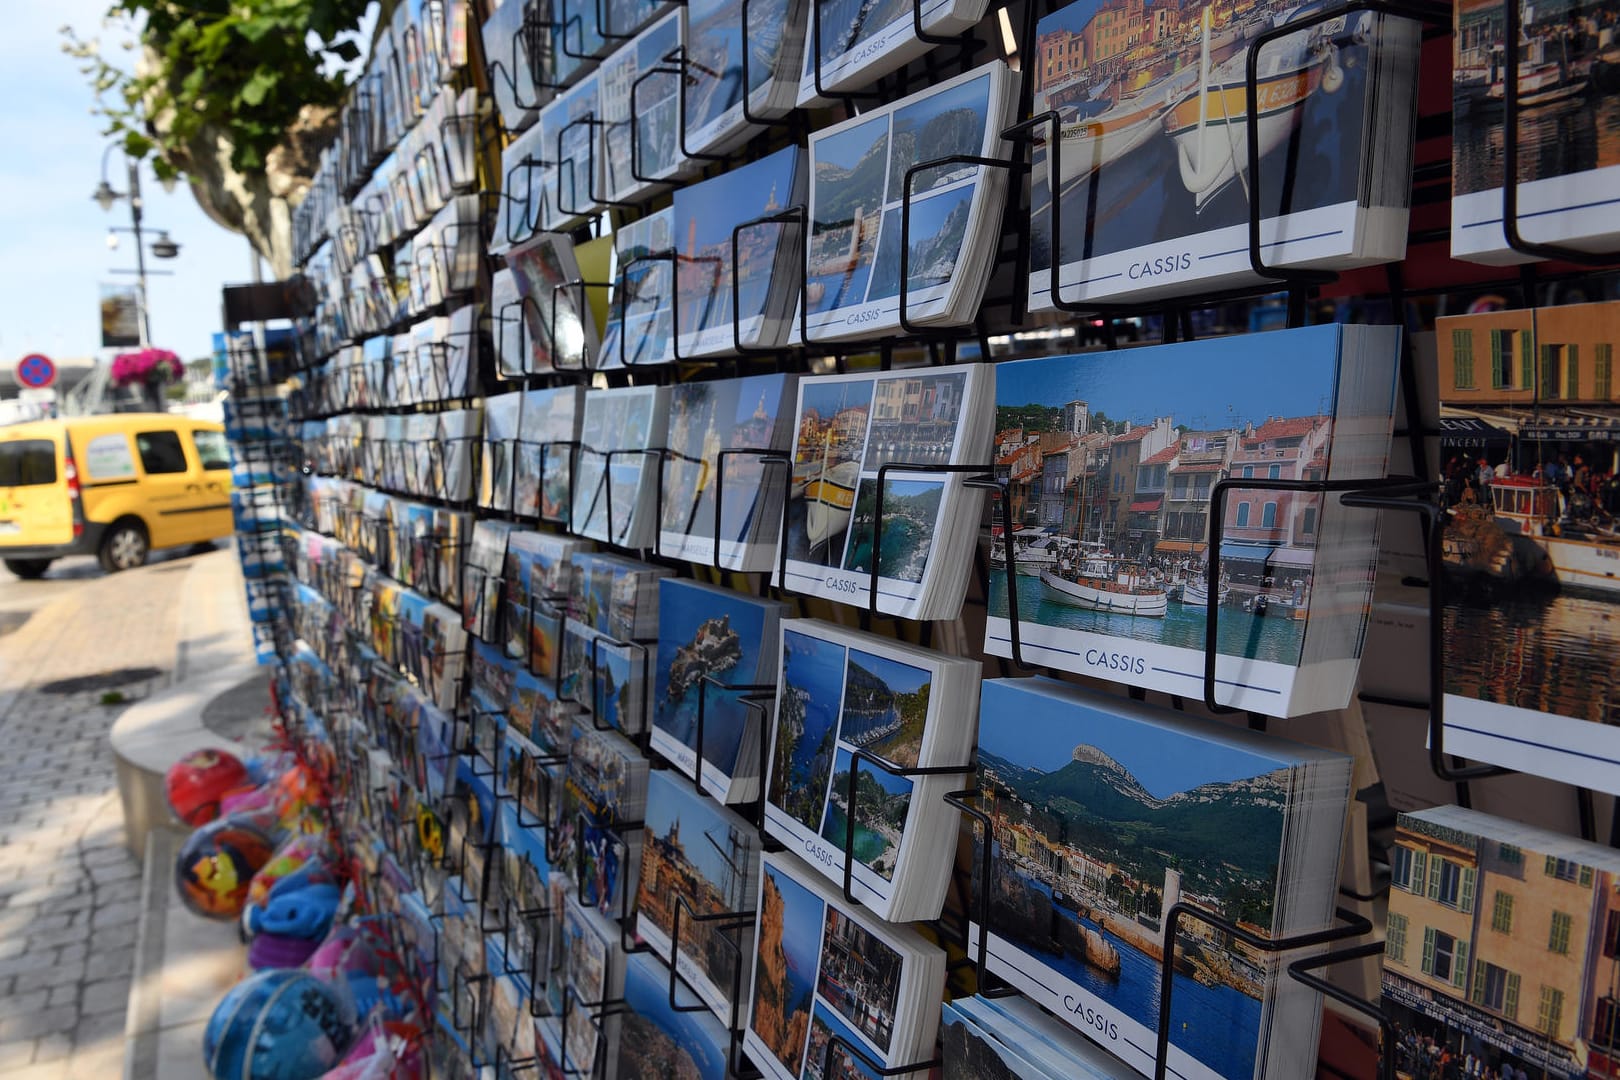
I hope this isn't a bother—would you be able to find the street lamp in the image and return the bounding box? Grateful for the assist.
[92,146,182,347]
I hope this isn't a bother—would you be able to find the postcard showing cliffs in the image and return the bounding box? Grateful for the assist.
[973,680,1298,1080]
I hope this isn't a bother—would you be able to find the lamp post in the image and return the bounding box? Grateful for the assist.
[92,147,181,348]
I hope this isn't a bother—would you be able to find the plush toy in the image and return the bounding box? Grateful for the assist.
[164,749,249,827]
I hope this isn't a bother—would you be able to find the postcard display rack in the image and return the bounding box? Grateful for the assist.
[247,0,1620,1077]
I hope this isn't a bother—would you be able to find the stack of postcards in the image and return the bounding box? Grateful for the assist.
[481,0,548,133]
[1026,0,1421,310]
[513,387,586,523]
[790,63,1018,343]
[538,892,629,1076]
[684,0,807,156]
[633,771,763,1024]
[560,720,648,917]
[613,950,737,1080]
[462,519,512,644]
[777,365,994,621]
[571,387,672,548]
[481,391,524,513]
[568,552,668,641]
[762,620,980,921]
[981,324,1401,716]
[599,11,687,205]
[744,849,947,1080]
[795,0,988,104]
[942,995,1132,1079]
[651,580,790,803]
[672,147,808,358]
[505,234,597,374]
[599,210,676,370]
[558,552,668,732]
[538,73,604,234]
[970,677,1354,1080]
[502,530,588,682]
[658,373,800,571]
[438,407,481,504]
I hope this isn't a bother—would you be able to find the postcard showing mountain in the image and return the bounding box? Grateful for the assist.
[652,581,776,795]
[620,951,731,1080]
[747,860,825,1078]
[973,679,1298,1079]
[634,772,760,1019]
[842,479,944,585]
[806,117,888,318]
[769,628,848,833]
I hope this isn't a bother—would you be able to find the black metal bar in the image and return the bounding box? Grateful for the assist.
[729,208,805,357]
[866,460,999,616]
[710,450,791,570]
[840,745,973,909]
[689,675,776,796]
[898,153,1022,337]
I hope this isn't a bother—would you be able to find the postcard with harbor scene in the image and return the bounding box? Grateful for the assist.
[973,679,1297,1080]
[800,67,997,335]
[784,369,974,596]
[1435,304,1620,792]
[633,772,760,1017]
[984,333,1346,680]
[747,856,909,1080]
[1029,0,1397,306]
[767,627,933,887]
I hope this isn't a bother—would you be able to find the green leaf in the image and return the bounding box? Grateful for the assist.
[238,68,277,106]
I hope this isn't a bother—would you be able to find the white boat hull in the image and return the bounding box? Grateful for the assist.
[1181,579,1231,607]
[1544,535,1620,594]
[1039,570,1168,616]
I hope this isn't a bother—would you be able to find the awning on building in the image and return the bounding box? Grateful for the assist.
[1264,546,1315,567]
[1520,414,1620,442]
[1219,544,1281,563]
[1439,416,1512,449]
[1154,540,1207,555]
[1128,496,1163,513]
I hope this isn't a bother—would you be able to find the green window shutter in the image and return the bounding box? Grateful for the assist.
[1461,867,1477,914]
[1581,865,1594,888]
[1542,346,1560,399]
[1490,330,1505,389]
[1546,854,1558,877]
[1454,330,1475,389]
[1492,890,1514,933]
[1568,344,1580,398]
[1428,855,1442,901]
[1521,330,1535,389]
[1550,911,1572,954]
[1471,959,1488,1005]
[1596,344,1613,399]
[1422,927,1436,975]
[1505,973,1520,1020]
[1411,851,1427,897]
[1453,939,1469,989]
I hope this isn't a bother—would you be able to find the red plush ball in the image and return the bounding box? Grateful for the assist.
[165,749,249,827]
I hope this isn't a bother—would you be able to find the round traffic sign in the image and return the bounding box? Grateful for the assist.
[15,354,55,390]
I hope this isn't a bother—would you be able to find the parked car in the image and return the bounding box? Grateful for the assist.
[0,413,234,577]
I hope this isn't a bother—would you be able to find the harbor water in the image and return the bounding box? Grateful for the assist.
[1443,588,1620,722]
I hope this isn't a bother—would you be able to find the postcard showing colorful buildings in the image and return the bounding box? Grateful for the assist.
[1452,0,1620,261]
[1383,813,1620,1080]
[634,772,760,1020]
[984,332,1347,705]
[659,374,794,568]
[621,951,732,1080]
[972,680,1299,1079]
[766,627,934,905]
[802,69,994,335]
[783,369,979,610]
[600,12,683,202]
[1435,303,1620,793]
[674,149,803,356]
[1028,0,1387,307]
[652,581,778,797]
[685,0,794,151]
[748,856,916,1080]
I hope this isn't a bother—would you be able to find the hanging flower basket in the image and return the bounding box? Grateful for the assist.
[110,347,183,390]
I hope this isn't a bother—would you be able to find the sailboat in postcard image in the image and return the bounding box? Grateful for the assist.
[1052,66,1199,187]
[803,433,859,550]
[1163,4,1341,211]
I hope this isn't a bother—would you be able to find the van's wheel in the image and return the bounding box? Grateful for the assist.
[98,520,149,573]
[3,559,51,580]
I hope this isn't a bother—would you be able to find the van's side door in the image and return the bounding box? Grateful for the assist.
[185,427,235,542]
[131,427,208,547]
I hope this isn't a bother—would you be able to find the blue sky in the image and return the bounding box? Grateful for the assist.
[645,771,748,891]
[0,2,272,365]
[993,327,1343,431]
[676,146,799,250]
[979,680,1287,800]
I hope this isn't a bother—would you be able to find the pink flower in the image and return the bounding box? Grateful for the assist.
[110,347,182,388]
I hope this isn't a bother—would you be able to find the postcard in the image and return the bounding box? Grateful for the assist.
[506,233,594,374]
[619,951,733,1080]
[795,0,984,104]
[599,209,675,370]
[651,580,783,800]
[684,0,804,154]
[633,771,760,1021]
[571,387,669,546]
[658,373,797,570]
[983,325,1400,715]
[538,74,603,233]
[793,65,1009,340]
[779,367,987,619]
[672,148,806,356]
[482,392,524,512]
[971,677,1351,1080]
[600,11,684,204]
[515,387,585,524]
[1434,303,1620,793]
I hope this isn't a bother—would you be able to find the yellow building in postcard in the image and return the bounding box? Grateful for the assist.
[1385,817,1480,1000]
[1437,301,1620,407]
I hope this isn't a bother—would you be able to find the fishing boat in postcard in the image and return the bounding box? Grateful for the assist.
[1451,477,1620,595]
[1163,7,1337,210]
[1053,67,1199,186]
[991,533,1074,576]
[1180,568,1231,607]
[1039,546,1169,617]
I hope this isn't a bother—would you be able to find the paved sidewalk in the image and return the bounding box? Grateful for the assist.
[0,551,238,1078]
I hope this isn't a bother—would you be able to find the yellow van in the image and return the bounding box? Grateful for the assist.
[0,414,234,578]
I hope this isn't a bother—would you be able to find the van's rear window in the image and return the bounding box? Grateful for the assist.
[0,441,56,487]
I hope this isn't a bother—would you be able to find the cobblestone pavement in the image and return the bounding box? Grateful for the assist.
[0,553,203,1079]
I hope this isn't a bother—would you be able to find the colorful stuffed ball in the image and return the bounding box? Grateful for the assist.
[165,749,249,827]
[174,814,278,920]
[203,969,357,1080]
